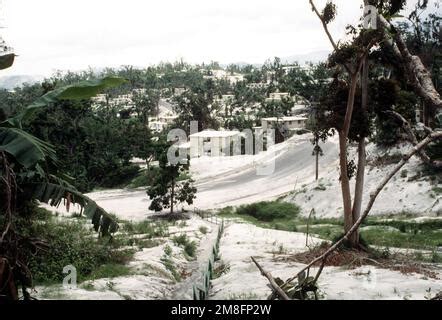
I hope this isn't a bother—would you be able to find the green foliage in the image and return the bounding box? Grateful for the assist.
[236,201,300,222]
[22,214,134,284]
[0,127,57,168]
[163,244,173,256]
[160,250,181,282]
[172,234,197,258]
[147,140,197,214]
[275,271,320,300]
[199,226,208,235]
[322,1,337,25]
[123,220,169,237]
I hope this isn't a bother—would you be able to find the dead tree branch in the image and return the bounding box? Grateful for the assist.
[377,14,442,117]
[251,256,290,300]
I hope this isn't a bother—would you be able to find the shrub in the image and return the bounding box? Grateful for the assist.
[172,234,189,247]
[184,241,197,258]
[164,244,173,256]
[199,226,208,234]
[101,165,141,188]
[172,234,197,258]
[236,201,300,222]
[123,220,168,237]
[128,167,161,188]
[26,216,135,284]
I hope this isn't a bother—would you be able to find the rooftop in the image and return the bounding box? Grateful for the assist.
[262,116,308,122]
[190,130,240,138]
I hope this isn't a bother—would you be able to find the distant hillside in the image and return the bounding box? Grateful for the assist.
[0,75,42,90]
[225,50,330,68]
[281,50,330,65]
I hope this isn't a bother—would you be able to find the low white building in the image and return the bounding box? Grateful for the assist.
[261,116,308,132]
[189,130,240,158]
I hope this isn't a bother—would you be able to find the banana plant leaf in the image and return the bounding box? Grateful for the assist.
[32,181,119,236]
[0,127,57,168]
[0,53,15,70]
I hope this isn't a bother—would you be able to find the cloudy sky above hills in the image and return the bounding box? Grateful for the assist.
[0,0,436,77]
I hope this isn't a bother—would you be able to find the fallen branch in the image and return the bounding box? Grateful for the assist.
[251,256,290,300]
[386,110,442,168]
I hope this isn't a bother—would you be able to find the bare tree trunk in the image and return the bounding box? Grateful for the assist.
[340,74,359,237]
[339,132,353,236]
[351,58,369,246]
[315,144,319,181]
[170,178,175,214]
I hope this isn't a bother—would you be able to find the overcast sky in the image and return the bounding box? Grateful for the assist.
[0,0,438,77]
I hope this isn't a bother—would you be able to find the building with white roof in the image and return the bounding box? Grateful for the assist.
[261,116,308,132]
[189,130,240,158]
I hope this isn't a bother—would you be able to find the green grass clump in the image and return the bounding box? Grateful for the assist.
[25,214,135,285]
[236,201,300,222]
[199,226,208,234]
[123,220,168,237]
[172,234,197,258]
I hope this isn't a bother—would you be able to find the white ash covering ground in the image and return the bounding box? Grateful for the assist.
[44,134,441,221]
[37,135,442,299]
[283,141,442,218]
[210,223,442,300]
[33,217,216,300]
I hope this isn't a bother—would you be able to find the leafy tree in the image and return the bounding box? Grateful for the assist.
[173,84,220,134]
[147,139,196,214]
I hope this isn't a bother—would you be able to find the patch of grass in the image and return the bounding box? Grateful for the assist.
[296,224,342,240]
[127,167,161,188]
[363,218,442,234]
[81,282,96,291]
[172,234,197,258]
[360,228,442,250]
[400,170,408,178]
[24,214,136,285]
[160,256,181,282]
[123,220,169,237]
[85,263,132,281]
[213,262,230,279]
[178,221,187,228]
[172,234,189,246]
[199,226,208,234]
[177,171,192,182]
[218,206,234,216]
[164,244,173,256]
[432,187,442,195]
[184,241,197,258]
[126,238,162,249]
[314,183,327,191]
[236,201,300,222]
